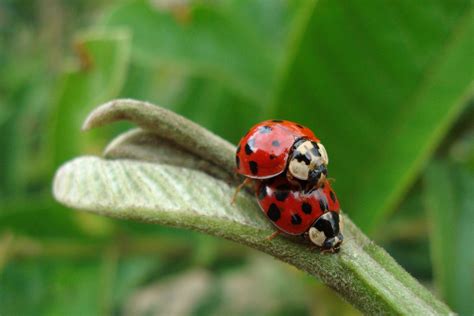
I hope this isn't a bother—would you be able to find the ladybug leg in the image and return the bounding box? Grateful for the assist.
[320,247,340,254]
[231,178,252,205]
[265,230,281,241]
[302,233,316,248]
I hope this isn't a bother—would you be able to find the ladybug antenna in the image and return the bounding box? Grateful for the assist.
[230,178,252,205]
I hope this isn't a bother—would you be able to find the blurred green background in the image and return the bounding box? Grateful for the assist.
[0,0,473,315]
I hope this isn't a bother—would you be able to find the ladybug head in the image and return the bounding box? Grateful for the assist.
[287,138,329,190]
[308,212,343,251]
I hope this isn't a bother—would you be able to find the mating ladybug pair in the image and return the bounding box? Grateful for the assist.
[234,120,343,252]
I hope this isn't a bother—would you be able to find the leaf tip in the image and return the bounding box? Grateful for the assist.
[81,98,136,131]
[81,116,93,131]
[81,100,112,131]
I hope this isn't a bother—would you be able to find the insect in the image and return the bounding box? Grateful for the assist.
[235,120,329,192]
[256,175,343,251]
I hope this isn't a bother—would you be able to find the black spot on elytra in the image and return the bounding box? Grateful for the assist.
[249,161,258,175]
[330,191,336,203]
[291,213,302,225]
[258,185,267,200]
[272,119,283,123]
[302,202,312,214]
[245,143,253,155]
[275,190,289,201]
[271,140,280,147]
[269,154,276,160]
[267,204,281,221]
[235,155,240,168]
[259,126,272,134]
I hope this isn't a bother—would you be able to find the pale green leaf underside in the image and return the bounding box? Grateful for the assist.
[53,99,452,314]
[103,128,234,183]
[54,157,269,233]
[53,156,447,315]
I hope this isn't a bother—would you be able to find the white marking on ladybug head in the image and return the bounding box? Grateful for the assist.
[288,159,310,180]
[309,227,326,247]
[296,140,313,154]
[288,140,327,181]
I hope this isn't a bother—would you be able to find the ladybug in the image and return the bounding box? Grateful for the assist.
[235,120,329,192]
[256,176,343,251]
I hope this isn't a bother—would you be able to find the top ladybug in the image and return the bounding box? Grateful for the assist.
[236,120,329,192]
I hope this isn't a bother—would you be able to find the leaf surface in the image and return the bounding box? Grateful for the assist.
[424,161,474,315]
[100,1,291,103]
[48,29,131,167]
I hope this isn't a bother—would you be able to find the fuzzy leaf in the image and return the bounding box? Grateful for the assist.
[103,128,234,183]
[82,99,235,175]
[53,99,452,315]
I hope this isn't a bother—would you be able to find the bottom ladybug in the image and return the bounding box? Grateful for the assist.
[256,176,343,251]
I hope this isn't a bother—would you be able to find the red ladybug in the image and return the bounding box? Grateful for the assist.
[256,176,343,251]
[235,120,329,192]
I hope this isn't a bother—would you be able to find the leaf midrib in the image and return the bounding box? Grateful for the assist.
[359,4,474,226]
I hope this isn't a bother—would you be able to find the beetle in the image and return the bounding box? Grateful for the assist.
[235,120,329,193]
[256,175,343,251]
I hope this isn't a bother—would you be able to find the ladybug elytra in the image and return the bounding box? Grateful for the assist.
[257,175,343,250]
[235,120,329,192]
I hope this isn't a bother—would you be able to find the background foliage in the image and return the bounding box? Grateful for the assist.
[0,0,473,315]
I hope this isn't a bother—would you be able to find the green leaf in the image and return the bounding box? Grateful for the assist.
[101,1,280,104]
[48,29,131,168]
[0,63,54,197]
[0,256,159,316]
[172,76,265,144]
[424,161,474,315]
[0,196,89,239]
[53,99,452,314]
[100,1,305,144]
[0,259,103,315]
[270,0,474,232]
[376,187,433,281]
